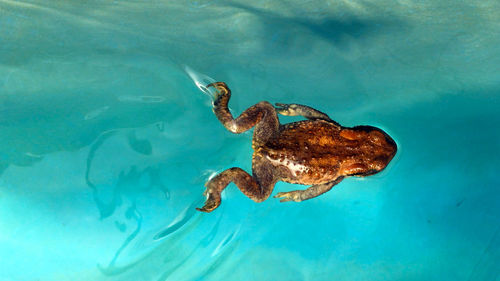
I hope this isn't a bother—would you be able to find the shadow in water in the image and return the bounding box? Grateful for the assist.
[84,127,181,272]
[226,1,405,53]
[83,125,239,279]
[85,129,169,219]
[0,85,181,177]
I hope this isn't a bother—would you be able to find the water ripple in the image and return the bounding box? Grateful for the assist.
[153,199,202,240]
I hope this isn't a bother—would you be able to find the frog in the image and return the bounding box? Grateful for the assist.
[196,82,397,213]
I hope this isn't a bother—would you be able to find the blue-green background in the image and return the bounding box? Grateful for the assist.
[0,1,499,280]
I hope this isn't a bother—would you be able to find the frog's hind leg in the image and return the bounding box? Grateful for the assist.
[275,103,339,125]
[197,167,276,213]
[274,176,344,202]
[207,82,279,143]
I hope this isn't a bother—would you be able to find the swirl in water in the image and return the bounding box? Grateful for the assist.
[183,65,219,102]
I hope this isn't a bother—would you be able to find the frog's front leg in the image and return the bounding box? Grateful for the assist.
[207,82,279,142]
[197,167,276,213]
[275,103,338,125]
[274,177,344,202]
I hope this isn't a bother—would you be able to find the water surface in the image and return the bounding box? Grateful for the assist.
[0,1,499,280]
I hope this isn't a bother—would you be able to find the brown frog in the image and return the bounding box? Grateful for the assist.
[197,82,397,213]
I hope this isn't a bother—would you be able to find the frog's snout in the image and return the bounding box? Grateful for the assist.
[385,134,397,156]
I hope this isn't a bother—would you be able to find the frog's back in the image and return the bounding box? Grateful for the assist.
[273,120,343,151]
[257,120,345,184]
[255,119,396,185]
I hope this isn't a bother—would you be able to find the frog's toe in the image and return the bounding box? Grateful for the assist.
[206,82,229,101]
[274,103,290,115]
[274,103,300,116]
[196,194,221,213]
[278,197,293,203]
[202,185,210,197]
[274,191,302,203]
[196,205,215,213]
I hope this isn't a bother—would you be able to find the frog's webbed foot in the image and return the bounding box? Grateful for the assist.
[196,182,222,213]
[274,177,344,203]
[196,193,221,213]
[275,103,335,123]
[206,82,230,106]
[274,103,299,116]
[274,190,303,202]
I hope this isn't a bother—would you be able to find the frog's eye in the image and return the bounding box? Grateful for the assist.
[369,131,385,145]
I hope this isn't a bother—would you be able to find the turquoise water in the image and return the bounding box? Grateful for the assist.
[1,1,499,280]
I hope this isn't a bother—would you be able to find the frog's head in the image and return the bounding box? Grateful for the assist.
[353,125,398,174]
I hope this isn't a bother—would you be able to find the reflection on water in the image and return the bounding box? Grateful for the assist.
[84,106,110,120]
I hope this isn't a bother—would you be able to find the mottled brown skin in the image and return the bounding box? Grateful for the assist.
[197,82,397,213]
